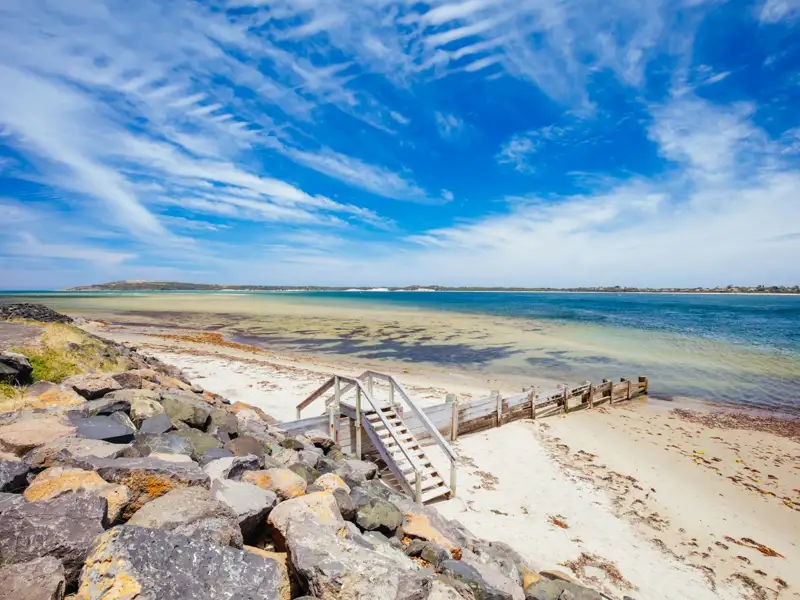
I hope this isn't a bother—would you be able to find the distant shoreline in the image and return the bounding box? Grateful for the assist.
[47,280,800,296]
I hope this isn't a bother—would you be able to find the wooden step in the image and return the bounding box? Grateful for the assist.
[377,431,414,443]
[421,485,451,503]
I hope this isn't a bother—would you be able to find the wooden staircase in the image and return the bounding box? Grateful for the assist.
[340,404,451,504]
[296,371,457,505]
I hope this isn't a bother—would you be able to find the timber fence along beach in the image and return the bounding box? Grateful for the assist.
[280,375,649,452]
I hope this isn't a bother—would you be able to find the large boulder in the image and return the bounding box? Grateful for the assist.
[268,491,345,549]
[161,393,212,429]
[0,556,65,600]
[0,413,76,457]
[80,396,132,417]
[0,459,30,492]
[242,468,306,500]
[24,466,131,524]
[62,373,122,400]
[110,371,143,390]
[199,447,235,466]
[23,437,129,469]
[211,478,278,545]
[356,499,403,536]
[71,456,209,519]
[473,540,542,590]
[128,486,243,548]
[0,491,107,584]
[173,428,222,460]
[75,526,287,600]
[243,547,293,600]
[71,415,136,444]
[0,352,32,384]
[275,493,429,600]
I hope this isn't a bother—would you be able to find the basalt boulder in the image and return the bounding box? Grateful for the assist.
[62,373,122,400]
[0,490,107,585]
[75,526,286,600]
[127,486,243,548]
[211,478,278,545]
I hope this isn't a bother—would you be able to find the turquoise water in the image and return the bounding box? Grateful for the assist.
[2,290,799,414]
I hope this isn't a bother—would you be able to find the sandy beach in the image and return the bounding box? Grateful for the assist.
[78,317,800,600]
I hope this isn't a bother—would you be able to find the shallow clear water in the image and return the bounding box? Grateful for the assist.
[2,290,799,414]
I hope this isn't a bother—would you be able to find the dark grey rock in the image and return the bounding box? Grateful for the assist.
[128,486,243,548]
[356,499,403,535]
[405,539,427,557]
[210,478,278,546]
[297,449,320,467]
[0,362,20,384]
[207,409,238,439]
[199,447,235,466]
[0,490,107,585]
[302,428,336,450]
[474,539,541,588]
[524,579,603,600]
[0,459,29,492]
[0,556,65,600]
[0,491,26,513]
[139,412,173,435]
[0,303,72,323]
[0,352,32,383]
[333,487,356,521]
[226,435,266,457]
[161,393,212,429]
[71,415,136,444]
[76,525,287,599]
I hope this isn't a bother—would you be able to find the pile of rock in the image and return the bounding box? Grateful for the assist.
[0,324,605,599]
[0,303,74,323]
[0,352,32,385]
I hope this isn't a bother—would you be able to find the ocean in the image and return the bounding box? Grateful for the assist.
[2,290,799,415]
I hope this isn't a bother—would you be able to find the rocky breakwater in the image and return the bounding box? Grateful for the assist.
[0,307,606,600]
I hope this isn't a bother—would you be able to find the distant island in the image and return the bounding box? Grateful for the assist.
[67,281,800,294]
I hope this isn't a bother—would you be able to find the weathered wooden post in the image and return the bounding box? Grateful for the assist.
[625,378,632,401]
[355,385,362,459]
[588,383,594,409]
[389,381,396,409]
[529,389,537,420]
[603,378,611,404]
[638,376,648,395]
[333,376,341,442]
[493,390,502,427]
[450,460,457,498]
[447,394,459,442]
[562,386,569,414]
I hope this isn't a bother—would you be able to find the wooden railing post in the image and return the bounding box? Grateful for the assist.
[493,391,502,427]
[450,396,459,442]
[389,382,396,409]
[415,471,423,504]
[529,389,537,420]
[588,383,594,409]
[450,460,457,499]
[625,378,632,401]
[638,376,648,395]
[355,386,362,459]
[603,379,611,404]
[562,386,569,414]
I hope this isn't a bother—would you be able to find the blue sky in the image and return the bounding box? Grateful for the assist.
[0,0,799,289]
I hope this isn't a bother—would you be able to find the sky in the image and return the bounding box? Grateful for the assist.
[0,0,799,289]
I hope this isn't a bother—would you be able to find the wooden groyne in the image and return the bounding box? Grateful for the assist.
[280,375,648,453]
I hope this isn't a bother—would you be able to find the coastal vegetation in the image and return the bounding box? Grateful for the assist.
[69,280,800,294]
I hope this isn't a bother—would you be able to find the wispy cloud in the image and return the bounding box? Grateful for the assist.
[759,0,800,23]
[435,112,465,140]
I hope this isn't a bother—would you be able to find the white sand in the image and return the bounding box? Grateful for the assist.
[83,321,799,600]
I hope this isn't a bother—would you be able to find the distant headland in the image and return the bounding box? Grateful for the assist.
[66,280,800,294]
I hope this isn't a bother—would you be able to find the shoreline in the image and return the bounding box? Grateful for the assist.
[3,289,800,296]
[82,319,800,600]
